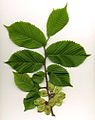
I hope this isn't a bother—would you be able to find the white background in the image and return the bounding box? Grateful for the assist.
[0,0,95,120]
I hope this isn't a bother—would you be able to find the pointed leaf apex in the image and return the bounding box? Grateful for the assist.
[4,61,9,64]
[65,3,68,9]
[12,71,16,75]
[53,8,55,11]
[4,25,9,29]
[86,54,91,57]
[24,109,26,112]
[70,84,73,87]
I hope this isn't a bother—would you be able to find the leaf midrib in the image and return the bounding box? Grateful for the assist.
[48,54,87,57]
[7,61,43,64]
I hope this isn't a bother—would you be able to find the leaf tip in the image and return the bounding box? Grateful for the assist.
[12,71,16,75]
[4,25,9,29]
[86,54,91,57]
[65,3,68,8]
[4,61,9,64]
[70,84,73,87]
[24,109,27,112]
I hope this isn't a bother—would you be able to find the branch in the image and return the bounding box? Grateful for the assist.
[43,41,55,116]
[43,46,50,100]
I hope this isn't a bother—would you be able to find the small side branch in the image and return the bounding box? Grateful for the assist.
[39,87,47,89]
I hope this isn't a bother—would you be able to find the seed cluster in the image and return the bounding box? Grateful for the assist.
[34,82,66,115]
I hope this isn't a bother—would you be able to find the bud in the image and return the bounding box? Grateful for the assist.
[55,100,63,106]
[54,87,62,94]
[48,98,55,107]
[37,104,45,112]
[48,82,55,91]
[54,92,66,102]
[44,105,51,115]
[34,98,45,106]
[58,92,66,100]
[40,90,48,97]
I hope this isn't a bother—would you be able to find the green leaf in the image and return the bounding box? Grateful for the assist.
[24,91,40,111]
[5,21,46,49]
[32,82,40,91]
[32,71,45,84]
[6,50,44,73]
[24,98,36,111]
[46,41,89,67]
[47,4,69,37]
[13,72,34,92]
[26,91,40,99]
[47,64,72,87]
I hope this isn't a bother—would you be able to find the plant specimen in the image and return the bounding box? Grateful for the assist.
[5,4,90,116]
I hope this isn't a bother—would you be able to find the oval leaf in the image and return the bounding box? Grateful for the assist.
[46,41,89,67]
[47,4,69,37]
[32,71,45,84]
[24,91,40,111]
[5,21,46,49]
[13,72,34,92]
[47,64,72,87]
[6,50,44,73]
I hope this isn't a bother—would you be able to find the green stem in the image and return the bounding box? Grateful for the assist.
[43,39,55,116]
